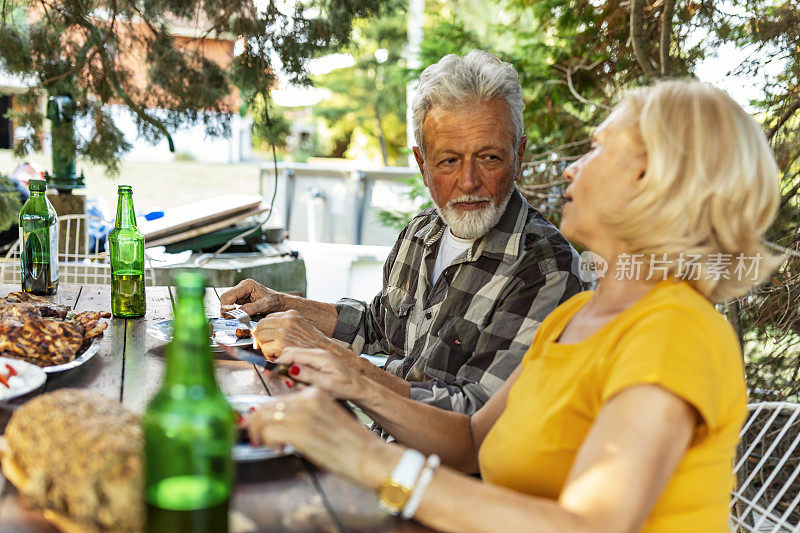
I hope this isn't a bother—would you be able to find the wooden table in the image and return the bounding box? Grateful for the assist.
[0,284,432,532]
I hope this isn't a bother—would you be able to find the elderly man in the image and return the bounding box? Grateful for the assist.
[221,50,582,415]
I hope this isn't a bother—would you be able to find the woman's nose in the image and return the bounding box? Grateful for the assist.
[563,161,577,183]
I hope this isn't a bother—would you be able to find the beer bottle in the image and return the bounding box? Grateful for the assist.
[19,179,59,295]
[109,185,146,317]
[143,272,235,533]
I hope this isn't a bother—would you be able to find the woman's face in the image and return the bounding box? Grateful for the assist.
[561,108,648,254]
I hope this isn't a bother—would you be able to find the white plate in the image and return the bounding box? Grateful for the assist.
[147,318,257,350]
[0,357,46,400]
[228,395,294,462]
[42,339,101,374]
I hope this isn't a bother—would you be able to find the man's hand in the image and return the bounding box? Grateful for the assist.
[253,310,336,360]
[274,347,368,402]
[220,279,285,317]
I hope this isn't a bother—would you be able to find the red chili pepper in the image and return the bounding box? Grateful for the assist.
[0,374,9,388]
[5,364,17,377]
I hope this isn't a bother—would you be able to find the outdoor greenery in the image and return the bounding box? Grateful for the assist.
[311,14,410,166]
[360,0,800,399]
[0,175,21,231]
[0,0,400,174]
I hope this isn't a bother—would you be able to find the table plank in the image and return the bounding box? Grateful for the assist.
[120,286,174,414]
[43,286,124,400]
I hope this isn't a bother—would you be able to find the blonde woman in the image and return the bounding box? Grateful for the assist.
[246,80,782,532]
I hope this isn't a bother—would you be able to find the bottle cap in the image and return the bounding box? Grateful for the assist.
[28,179,47,192]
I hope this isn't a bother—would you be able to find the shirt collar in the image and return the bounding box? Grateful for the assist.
[415,187,528,264]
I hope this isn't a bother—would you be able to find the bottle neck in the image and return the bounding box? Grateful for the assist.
[115,192,138,229]
[164,292,218,388]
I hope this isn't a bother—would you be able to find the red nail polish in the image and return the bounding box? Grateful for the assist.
[284,379,293,388]
[289,365,300,376]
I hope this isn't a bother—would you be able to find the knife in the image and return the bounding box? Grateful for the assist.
[219,344,289,375]
[219,344,359,419]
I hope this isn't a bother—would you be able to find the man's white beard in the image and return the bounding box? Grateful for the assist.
[436,189,513,240]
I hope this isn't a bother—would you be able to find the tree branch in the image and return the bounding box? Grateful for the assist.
[84,24,175,152]
[779,170,800,211]
[659,0,675,77]
[768,101,800,140]
[630,0,659,80]
[566,68,612,110]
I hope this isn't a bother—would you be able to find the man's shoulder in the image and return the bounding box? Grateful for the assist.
[521,207,572,251]
[516,206,580,278]
[394,207,439,242]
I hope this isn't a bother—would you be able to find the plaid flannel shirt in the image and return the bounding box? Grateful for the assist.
[332,188,584,414]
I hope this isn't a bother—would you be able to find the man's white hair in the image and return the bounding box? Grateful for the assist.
[412,50,524,155]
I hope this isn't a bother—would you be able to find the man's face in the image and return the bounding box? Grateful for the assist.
[413,99,526,239]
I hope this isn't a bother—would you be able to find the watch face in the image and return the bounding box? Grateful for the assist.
[380,482,412,512]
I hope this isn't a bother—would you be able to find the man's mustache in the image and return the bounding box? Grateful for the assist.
[446,196,493,209]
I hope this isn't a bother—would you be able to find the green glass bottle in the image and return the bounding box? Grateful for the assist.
[109,185,146,318]
[143,272,235,533]
[19,179,59,295]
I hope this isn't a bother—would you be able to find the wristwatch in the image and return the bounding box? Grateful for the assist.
[376,449,425,515]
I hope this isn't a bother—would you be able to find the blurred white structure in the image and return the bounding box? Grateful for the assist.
[259,161,422,247]
[77,105,253,164]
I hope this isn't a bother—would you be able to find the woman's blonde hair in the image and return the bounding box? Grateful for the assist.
[610,80,783,302]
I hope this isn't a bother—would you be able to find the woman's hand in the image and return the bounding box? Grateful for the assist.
[219,279,285,317]
[253,311,337,360]
[274,347,370,402]
[245,388,396,486]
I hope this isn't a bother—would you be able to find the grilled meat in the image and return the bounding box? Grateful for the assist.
[71,311,112,339]
[0,317,84,366]
[0,293,110,367]
[3,292,70,319]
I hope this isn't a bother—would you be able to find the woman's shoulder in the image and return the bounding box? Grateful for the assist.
[620,280,731,334]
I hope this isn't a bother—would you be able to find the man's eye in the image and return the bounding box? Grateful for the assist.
[440,158,457,165]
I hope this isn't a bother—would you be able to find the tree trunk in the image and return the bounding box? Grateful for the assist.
[630,0,659,80]
[375,106,389,166]
[660,0,675,76]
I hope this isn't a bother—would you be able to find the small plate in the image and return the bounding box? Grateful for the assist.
[0,357,46,400]
[147,318,257,350]
[228,395,294,462]
[42,339,101,374]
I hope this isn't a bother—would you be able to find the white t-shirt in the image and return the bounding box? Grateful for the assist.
[432,227,475,285]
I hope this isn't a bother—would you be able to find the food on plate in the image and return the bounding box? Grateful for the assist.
[235,328,251,339]
[220,304,238,319]
[0,291,71,319]
[1,389,143,532]
[0,362,19,388]
[0,292,110,367]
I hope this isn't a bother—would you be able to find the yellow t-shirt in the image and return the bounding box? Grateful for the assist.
[478,280,746,532]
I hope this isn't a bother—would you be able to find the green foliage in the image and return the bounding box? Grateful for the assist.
[311,13,410,165]
[373,174,434,231]
[0,175,22,232]
[367,0,800,397]
[0,0,401,174]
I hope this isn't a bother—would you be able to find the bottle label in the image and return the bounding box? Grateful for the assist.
[49,219,59,283]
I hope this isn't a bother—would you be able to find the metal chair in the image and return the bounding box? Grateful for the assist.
[731,401,800,532]
[0,214,153,286]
